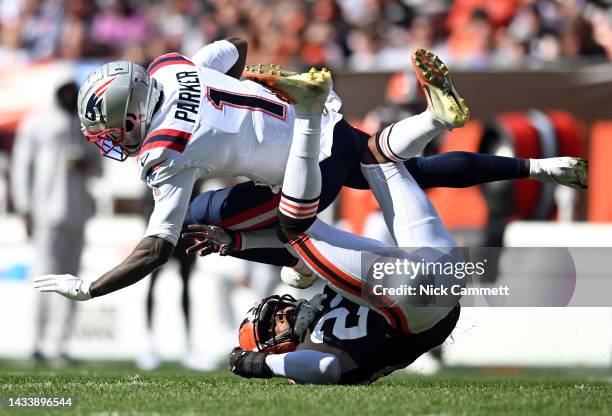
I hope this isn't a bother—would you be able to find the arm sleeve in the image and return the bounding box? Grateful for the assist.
[145,168,199,246]
[191,40,239,73]
[264,350,341,384]
[10,117,36,215]
[240,229,286,250]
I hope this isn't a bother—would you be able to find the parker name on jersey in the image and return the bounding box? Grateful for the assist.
[138,53,343,190]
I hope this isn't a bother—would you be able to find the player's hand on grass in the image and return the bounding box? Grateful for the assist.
[182,224,241,256]
[229,347,272,379]
[33,274,92,301]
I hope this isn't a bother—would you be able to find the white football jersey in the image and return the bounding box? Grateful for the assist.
[140,51,343,244]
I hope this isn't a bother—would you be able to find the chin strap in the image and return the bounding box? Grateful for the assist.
[293,293,328,342]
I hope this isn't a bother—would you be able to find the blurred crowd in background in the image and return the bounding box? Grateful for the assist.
[0,0,610,370]
[1,0,612,72]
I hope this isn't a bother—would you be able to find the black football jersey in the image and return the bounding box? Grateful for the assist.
[297,285,460,384]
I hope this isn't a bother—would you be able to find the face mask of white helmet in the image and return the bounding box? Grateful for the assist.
[77,61,162,161]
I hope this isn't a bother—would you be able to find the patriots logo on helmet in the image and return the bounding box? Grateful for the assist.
[84,76,117,122]
[84,93,103,122]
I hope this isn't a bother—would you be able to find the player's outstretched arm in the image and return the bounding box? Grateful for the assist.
[89,236,173,297]
[182,224,241,256]
[230,347,341,384]
[34,236,173,300]
[191,37,247,79]
[182,225,285,256]
[224,37,248,79]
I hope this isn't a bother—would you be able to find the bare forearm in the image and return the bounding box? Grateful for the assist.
[89,236,173,297]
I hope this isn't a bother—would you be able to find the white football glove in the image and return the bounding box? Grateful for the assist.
[33,274,92,301]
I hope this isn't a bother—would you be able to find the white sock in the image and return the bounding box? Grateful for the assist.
[289,116,321,159]
[280,114,322,219]
[528,158,553,181]
[360,162,456,247]
[293,101,325,118]
[529,158,542,178]
[378,111,445,162]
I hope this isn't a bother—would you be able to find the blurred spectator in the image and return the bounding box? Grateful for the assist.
[0,0,608,70]
[447,8,493,67]
[15,0,63,61]
[10,80,102,364]
[90,0,149,50]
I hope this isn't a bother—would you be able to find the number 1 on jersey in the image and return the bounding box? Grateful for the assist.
[207,86,287,120]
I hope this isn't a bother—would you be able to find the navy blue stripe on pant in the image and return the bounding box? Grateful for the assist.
[183,119,528,266]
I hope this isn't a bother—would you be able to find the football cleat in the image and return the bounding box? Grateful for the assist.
[530,157,588,189]
[244,64,332,111]
[411,48,469,129]
[280,266,318,289]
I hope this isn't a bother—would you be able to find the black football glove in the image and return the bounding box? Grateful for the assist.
[229,347,272,379]
[182,225,242,256]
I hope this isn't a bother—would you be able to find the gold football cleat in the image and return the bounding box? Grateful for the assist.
[411,48,470,129]
[244,64,332,108]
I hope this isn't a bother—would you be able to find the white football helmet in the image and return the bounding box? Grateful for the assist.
[77,61,161,161]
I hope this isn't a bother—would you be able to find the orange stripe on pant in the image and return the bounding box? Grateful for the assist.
[291,233,411,333]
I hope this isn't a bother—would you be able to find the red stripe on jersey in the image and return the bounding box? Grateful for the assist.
[148,55,195,75]
[145,129,192,141]
[217,194,281,228]
[152,52,182,61]
[147,52,183,70]
[149,59,195,75]
[140,140,187,154]
[238,215,279,232]
[139,129,192,155]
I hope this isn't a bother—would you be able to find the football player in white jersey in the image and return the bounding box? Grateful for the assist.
[33,40,587,301]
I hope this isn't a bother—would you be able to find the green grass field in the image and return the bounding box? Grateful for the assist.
[0,362,610,416]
